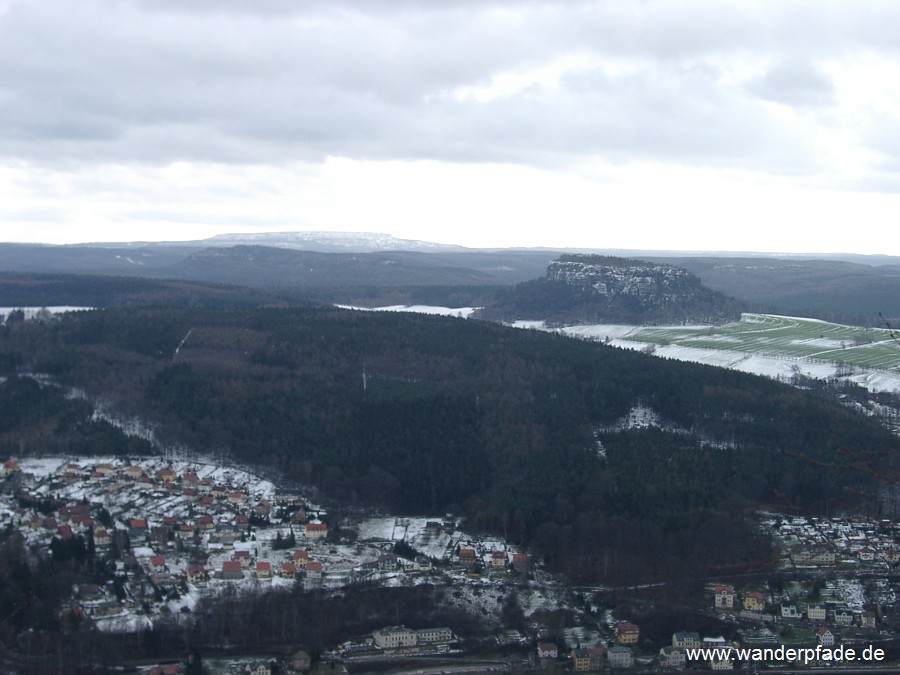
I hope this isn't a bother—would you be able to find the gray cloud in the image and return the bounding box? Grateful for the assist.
[0,0,895,176]
[746,60,836,107]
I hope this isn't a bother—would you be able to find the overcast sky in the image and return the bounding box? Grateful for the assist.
[2,0,900,254]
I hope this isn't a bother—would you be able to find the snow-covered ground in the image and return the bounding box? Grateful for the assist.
[513,319,900,394]
[6,456,546,635]
[612,341,900,393]
[336,304,478,318]
[0,306,93,317]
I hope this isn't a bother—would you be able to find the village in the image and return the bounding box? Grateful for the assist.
[0,456,532,673]
[3,456,900,673]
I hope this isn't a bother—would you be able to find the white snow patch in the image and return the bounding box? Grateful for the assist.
[0,306,94,317]
[93,613,153,633]
[598,405,663,431]
[790,338,845,348]
[512,314,900,393]
[558,324,641,341]
[336,304,478,318]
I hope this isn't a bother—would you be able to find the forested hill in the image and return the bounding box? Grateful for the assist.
[478,254,744,324]
[0,307,894,584]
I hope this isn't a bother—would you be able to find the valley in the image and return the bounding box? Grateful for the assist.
[1,250,899,672]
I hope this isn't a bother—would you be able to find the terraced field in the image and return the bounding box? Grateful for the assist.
[627,314,900,371]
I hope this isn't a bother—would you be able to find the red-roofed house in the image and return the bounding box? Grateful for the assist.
[512,552,530,573]
[222,561,243,580]
[305,523,327,539]
[743,592,766,611]
[149,556,166,574]
[125,465,143,479]
[817,627,835,647]
[281,562,297,579]
[185,565,208,584]
[128,518,148,538]
[715,585,736,609]
[72,515,94,529]
[615,621,640,645]
[147,664,183,675]
[94,463,115,476]
[94,528,111,547]
[157,468,177,482]
[176,524,196,541]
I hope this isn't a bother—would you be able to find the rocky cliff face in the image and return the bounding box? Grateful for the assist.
[479,255,744,324]
[546,258,701,312]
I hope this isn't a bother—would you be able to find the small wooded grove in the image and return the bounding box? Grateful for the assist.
[1,306,896,584]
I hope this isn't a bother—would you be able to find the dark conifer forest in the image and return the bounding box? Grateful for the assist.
[1,306,894,586]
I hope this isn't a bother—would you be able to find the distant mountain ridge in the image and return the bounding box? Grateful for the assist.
[0,234,898,324]
[649,256,900,324]
[202,230,466,253]
[167,246,496,287]
[479,254,744,325]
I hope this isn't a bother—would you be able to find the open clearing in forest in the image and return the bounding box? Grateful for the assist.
[623,314,900,371]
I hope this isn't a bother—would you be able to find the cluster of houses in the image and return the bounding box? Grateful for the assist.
[143,648,311,675]
[713,583,879,631]
[454,544,530,574]
[1,458,334,624]
[774,514,900,570]
[14,458,897,672]
[218,545,325,583]
[2,457,539,638]
[533,580,889,674]
[536,622,740,671]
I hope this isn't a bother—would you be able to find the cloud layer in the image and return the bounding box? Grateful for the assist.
[0,0,895,173]
[1,1,899,250]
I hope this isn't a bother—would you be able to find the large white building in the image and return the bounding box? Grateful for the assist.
[373,626,417,649]
[416,627,454,644]
[608,645,634,669]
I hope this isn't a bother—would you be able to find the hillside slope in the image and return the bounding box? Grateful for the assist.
[1,307,894,583]
[654,256,900,324]
[479,254,744,324]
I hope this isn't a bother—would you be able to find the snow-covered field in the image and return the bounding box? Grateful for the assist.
[0,306,93,317]
[607,340,900,393]
[334,306,900,391]
[336,304,478,318]
[516,315,900,393]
